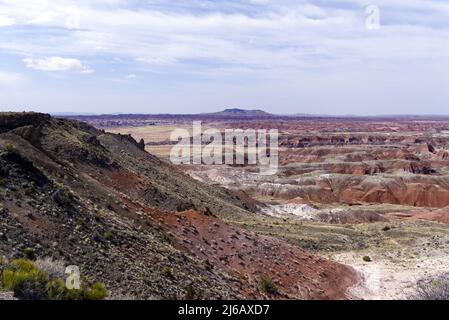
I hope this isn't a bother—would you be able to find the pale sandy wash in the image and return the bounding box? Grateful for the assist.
[333,245,449,300]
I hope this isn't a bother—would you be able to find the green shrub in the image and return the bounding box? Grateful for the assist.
[23,185,35,196]
[52,279,108,300]
[47,278,70,300]
[52,188,75,208]
[363,256,372,262]
[0,257,6,287]
[104,231,113,241]
[2,259,48,300]
[184,285,196,300]
[46,278,88,300]
[23,248,35,260]
[8,259,38,273]
[1,259,108,300]
[162,266,172,278]
[259,276,278,295]
[411,273,449,300]
[158,233,172,244]
[85,282,108,300]
[203,259,212,271]
[4,144,16,153]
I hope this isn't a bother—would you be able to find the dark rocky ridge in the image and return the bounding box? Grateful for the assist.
[0,112,51,133]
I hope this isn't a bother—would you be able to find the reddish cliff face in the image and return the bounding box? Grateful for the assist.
[401,207,449,225]
[252,176,449,208]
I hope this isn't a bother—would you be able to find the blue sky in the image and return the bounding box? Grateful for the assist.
[0,0,448,115]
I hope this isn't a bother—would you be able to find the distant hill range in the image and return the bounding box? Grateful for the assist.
[67,108,279,121]
[60,108,449,129]
[203,108,274,118]
[62,108,283,128]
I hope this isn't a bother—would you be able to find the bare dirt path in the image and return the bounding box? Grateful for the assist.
[333,240,449,300]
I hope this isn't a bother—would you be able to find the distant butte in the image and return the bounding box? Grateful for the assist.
[204,108,274,118]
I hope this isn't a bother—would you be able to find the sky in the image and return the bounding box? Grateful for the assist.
[0,0,448,115]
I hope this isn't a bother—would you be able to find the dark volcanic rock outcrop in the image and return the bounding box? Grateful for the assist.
[0,112,51,133]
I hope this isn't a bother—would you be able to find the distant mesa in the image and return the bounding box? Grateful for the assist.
[205,108,274,118]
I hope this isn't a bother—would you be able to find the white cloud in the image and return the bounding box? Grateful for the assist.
[0,0,446,73]
[22,56,93,74]
[0,14,15,27]
[27,11,59,24]
[0,1,446,67]
[125,73,136,79]
[136,57,177,66]
[1,0,449,114]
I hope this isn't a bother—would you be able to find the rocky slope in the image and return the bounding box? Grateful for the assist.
[0,112,357,299]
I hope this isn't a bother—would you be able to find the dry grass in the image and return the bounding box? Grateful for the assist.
[107,125,193,143]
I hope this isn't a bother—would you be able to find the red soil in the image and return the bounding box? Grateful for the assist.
[151,209,358,300]
[392,207,449,225]
[91,168,358,299]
